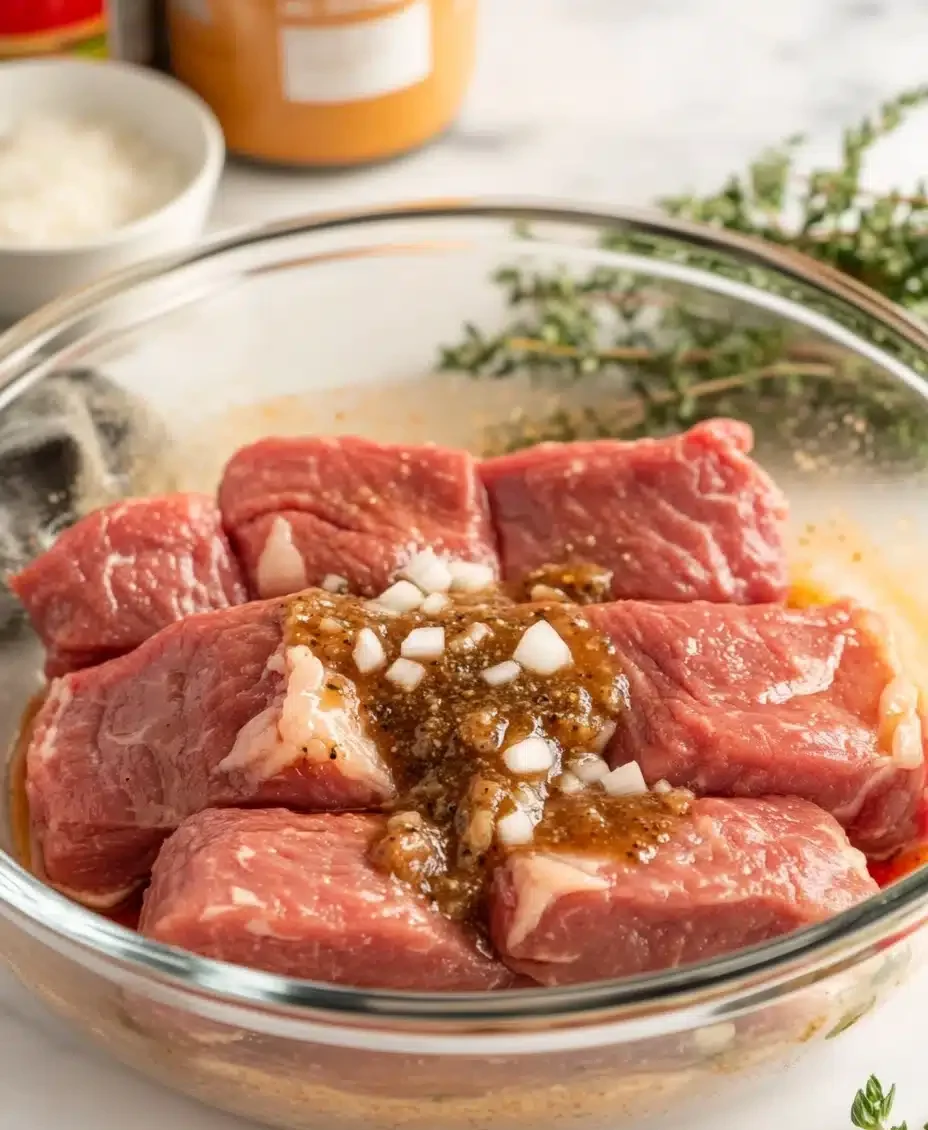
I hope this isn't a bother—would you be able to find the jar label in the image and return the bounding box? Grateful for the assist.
[280,1,432,104]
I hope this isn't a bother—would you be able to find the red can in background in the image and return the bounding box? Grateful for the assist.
[0,1,153,61]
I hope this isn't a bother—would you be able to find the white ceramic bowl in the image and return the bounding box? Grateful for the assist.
[0,58,225,323]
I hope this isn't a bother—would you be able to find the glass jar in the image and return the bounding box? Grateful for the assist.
[165,0,479,166]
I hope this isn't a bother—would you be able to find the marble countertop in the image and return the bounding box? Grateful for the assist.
[5,0,928,1126]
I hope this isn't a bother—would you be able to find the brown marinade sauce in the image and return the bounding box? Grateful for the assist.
[531,791,691,861]
[515,561,614,605]
[285,578,688,926]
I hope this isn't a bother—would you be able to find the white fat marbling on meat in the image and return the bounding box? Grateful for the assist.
[861,614,926,770]
[199,905,234,922]
[757,635,847,705]
[174,497,226,614]
[879,675,924,768]
[229,885,266,907]
[29,679,72,763]
[99,550,135,615]
[218,645,394,796]
[97,498,235,619]
[504,853,610,952]
[198,901,268,921]
[95,505,129,612]
[255,516,308,598]
[828,754,908,835]
[50,876,142,910]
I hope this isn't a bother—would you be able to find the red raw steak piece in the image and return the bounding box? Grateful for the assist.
[219,436,498,598]
[592,599,926,856]
[141,808,513,991]
[490,797,876,986]
[26,595,394,907]
[8,494,246,675]
[480,419,788,603]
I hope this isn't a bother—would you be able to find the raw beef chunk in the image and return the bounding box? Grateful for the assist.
[481,419,788,603]
[26,595,394,906]
[593,599,926,856]
[219,436,498,598]
[490,797,876,986]
[141,808,512,991]
[9,493,246,675]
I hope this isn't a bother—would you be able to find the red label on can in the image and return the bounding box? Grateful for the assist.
[0,1,104,37]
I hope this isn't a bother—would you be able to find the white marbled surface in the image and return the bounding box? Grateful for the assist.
[4,1,928,1127]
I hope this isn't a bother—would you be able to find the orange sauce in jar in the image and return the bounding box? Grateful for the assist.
[166,0,478,166]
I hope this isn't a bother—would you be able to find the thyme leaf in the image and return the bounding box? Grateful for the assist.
[440,88,928,460]
[850,1075,923,1130]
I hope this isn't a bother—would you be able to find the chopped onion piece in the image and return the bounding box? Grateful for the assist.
[497,806,535,846]
[400,549,453,594]
[530,584,568,603]
[513,620,573,675]
[364,601,399,618]
[592,720,617,753]
[570,754,610,784]
[557,771,586,795]
[481,660,521,687]
[652,778,673,795]
[386,810,424,833]
[421,592,450,615]
[601,761,648,796]
[318,616,344,634]
[373,580,424,613]
[503,736,555,775]
[448,561,495,592]
[385,657,426,691]
[401,626,445,661]
[451,621,492,652]
[353,628,386,674]
[321,574,348,594]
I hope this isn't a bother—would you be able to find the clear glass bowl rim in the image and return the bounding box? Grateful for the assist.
[1,197,928,1030]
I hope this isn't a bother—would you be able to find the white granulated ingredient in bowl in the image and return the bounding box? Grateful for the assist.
[0,113,186,247]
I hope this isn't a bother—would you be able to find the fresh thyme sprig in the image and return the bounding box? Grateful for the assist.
[850,1075,926,1130]
[662,86,928,310]
[439,88,928,459]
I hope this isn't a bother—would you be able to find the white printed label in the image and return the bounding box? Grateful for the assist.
[280,2,432,104]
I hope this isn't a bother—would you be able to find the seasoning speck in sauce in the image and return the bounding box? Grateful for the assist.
[285,574,688,928]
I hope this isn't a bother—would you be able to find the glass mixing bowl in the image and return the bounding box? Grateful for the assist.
[2,201,928,1130]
